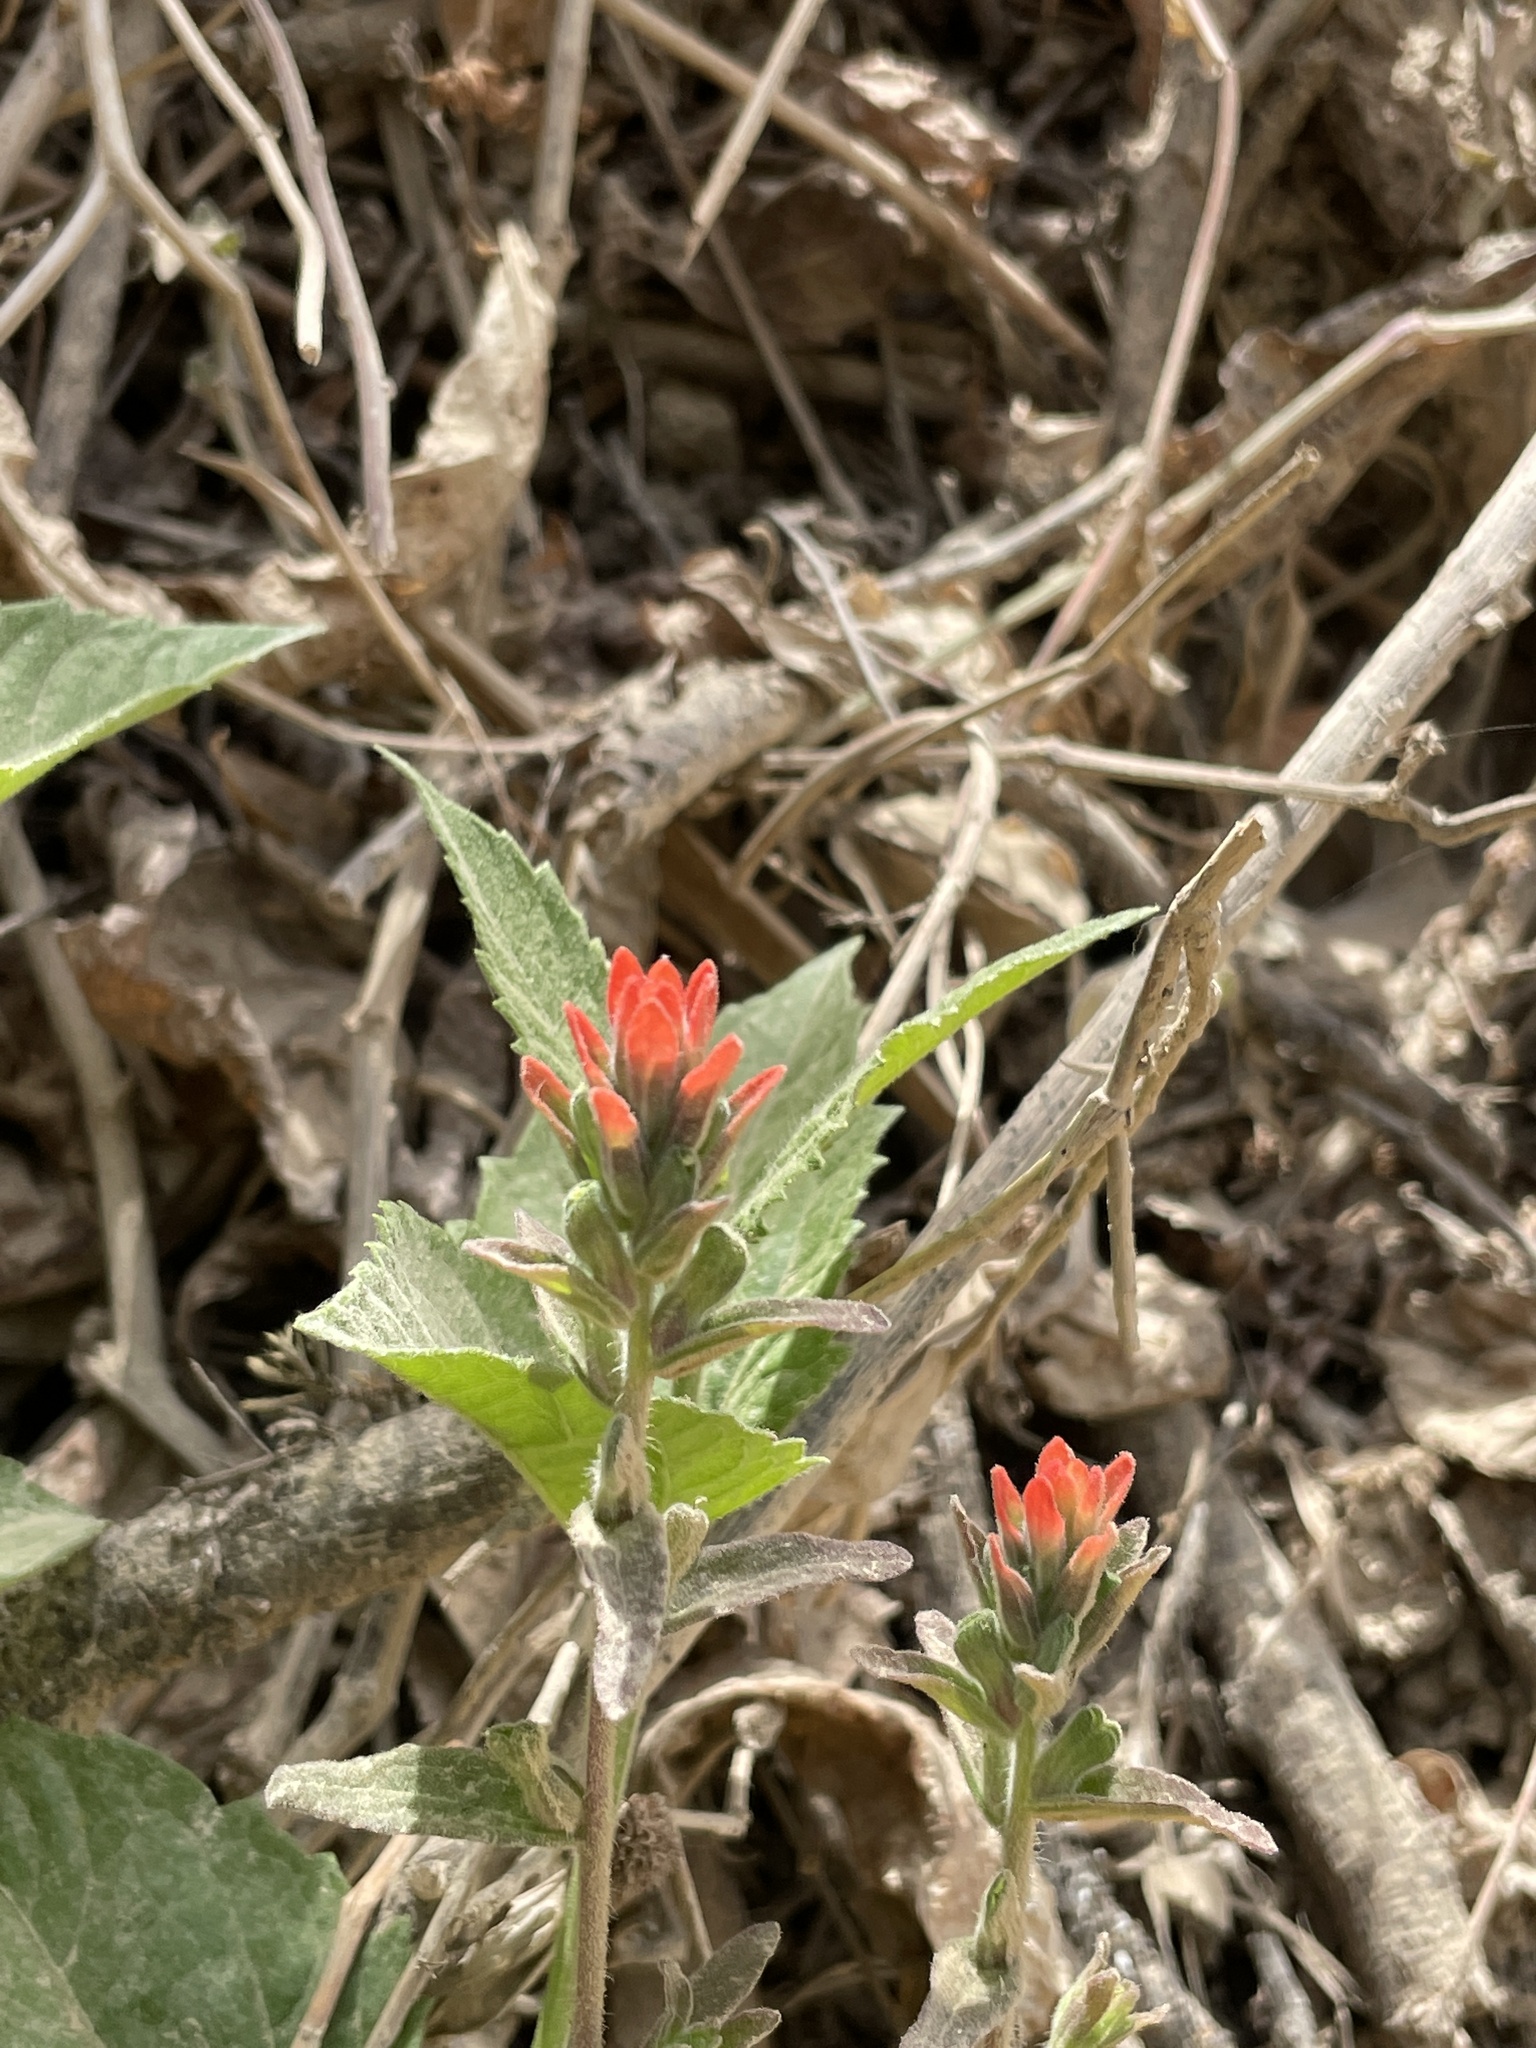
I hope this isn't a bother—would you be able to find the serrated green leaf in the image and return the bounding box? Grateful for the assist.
[736,909,1153,1247]
[0,1720,415,2048]
[267,1743,576,1845]
[0,599,313,803]
[296,1205,818,1520]
[0,1455,103,1589]
[297,1200,551,1374]
[1024,1764,1277,1856]
[389,756,608,1086]
[701,947,894,1427]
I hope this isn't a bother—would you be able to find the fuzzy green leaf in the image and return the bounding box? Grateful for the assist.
[0,1720,418,2048]
[736,909,1153,1245]
[267,1743,577,1845]
[900,1932,1017,2048]
[297,1204,817,1520]
[666,1534,911,1632]
[0,599,313,803]
[482,1721,584,1834]
[0,1455,104,1589]
[1025,1764,1277,1856]
[390,755,608,1086]
[570,1499,670,1718]
[700,946,894,1427]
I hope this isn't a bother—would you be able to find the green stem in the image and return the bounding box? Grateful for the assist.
[572,1286,656,2048]
[571,1681,618,2048]
[617,1287,654,1515]
[1000,1722,1038,1964]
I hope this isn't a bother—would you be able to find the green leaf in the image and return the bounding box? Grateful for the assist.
[666,1534,911,1633]
[389,756,608,1086]
[857,909,1152,1104]
[735,909,1153,1246]
[476,1113,581,1237]
[900,1931,1017,2048]
[482,1721,584,1833]
[0,599,313,803]
[704,946,895,1427]
[296,1204,818,1520]
[1024,1764,1278,1856]
[1032,1704,1122,1799]
[570,1498,670,1718]
[0,1455,103,1589]
[0,1719,415,2048]
[267,1743,577,1846]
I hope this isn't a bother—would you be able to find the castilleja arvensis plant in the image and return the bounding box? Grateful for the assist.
[265,769,1271,2048]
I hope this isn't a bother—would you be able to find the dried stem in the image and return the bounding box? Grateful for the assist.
[0,808,228,1474]
[239,0,396,559]
[681,0,827,266]
[152,0,327,364]
[596,0,1102,368]
[532,0,598,278]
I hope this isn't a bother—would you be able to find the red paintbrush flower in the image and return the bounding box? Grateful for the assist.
[984,1440,1139,1625]
[522,950,787,1221]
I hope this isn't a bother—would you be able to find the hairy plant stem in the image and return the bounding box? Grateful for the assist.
[618,1290,655,1513]
[572,1687,618,2048]
[571,1290,656,2048]
[1002,1722,1038,1961]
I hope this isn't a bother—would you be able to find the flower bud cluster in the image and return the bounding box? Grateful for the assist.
[942,1441,1164,1732]
[864,1440,1166,1760]
[466,950,784,1399]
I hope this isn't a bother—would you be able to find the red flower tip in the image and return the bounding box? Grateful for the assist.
[590,1085,640,1150]
[678,1031,743,1105]
[564,1002,611,1087]
[1103,1451,1135,1521]
[607,947,646,1035]
[520,1055,572,1118]
[624,994,682,1080]
[990,1465,1024,1538]
[726,1063,785,1131]
[684,961,719,1051]
[647,956,687,1030]
[1022,1473,1066,1560]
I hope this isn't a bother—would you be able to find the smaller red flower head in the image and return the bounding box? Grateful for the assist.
[989,1439,1135,1619]
[520,949,785,1205]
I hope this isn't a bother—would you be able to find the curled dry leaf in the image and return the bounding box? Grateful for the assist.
[569,657,812,861]
[0,386,181,618]
[210,221,556,692]
[853,791,1089,952]
[58,850,355,1220]
[595,165,916,351]
[1372,1273,1536,1481]
[831,52,1020,208]
[1298,1444,1463,1666]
